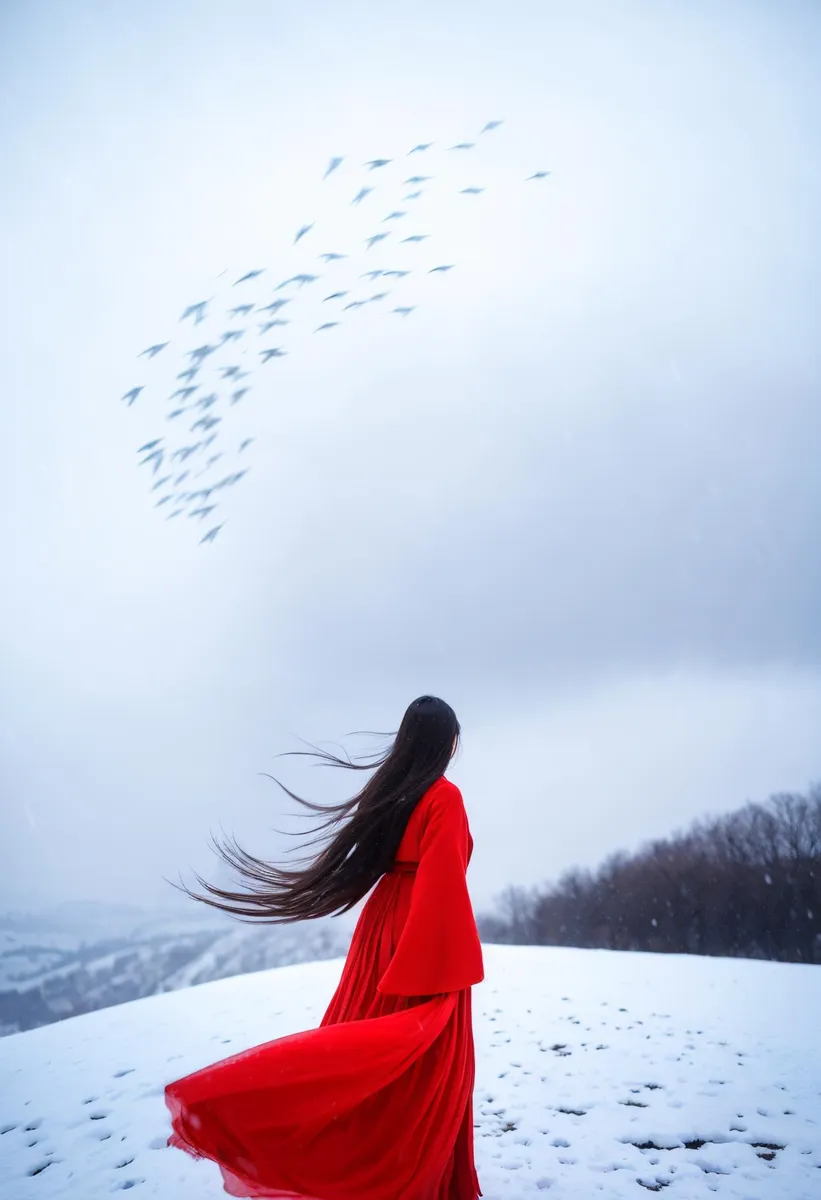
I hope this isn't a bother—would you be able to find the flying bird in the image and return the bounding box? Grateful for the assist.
[181,300,208,324]
[173,445,199,462]
[315,322,340,332]
[171,385,198,400]
[260,347,287,361]
[151,475,172,491]
[405,176,431,185]
[324,291,349,302]
[231,387,250,404]
[259,319,290,333]
[401,234,428,243]
[324,156,344,179]
[404,190,423,201]
[294,222,314,244]
[200,524,223,545]
[166,509,185,520]
[352,186,373,205]
[368,292,389,303]
[196,393,219,410]
[408,142,433,154]
[229,304,254,318]
[137,439,162,453]
[174,471,190,485]
[191,415,221,432]
[393,306,415,316]
[239,438,255,452]
[139,449,164,472]
[460,186,485,195]
[154,494,173,508]
[234,269,265,285]
[383,269,410,278]
[429,264,455,273]
[122,386,143,406]
[190,505,218,521]
[382,210,407,222]
[188,344,217,362]
[177,366,199,383]
[317,252,347,262]
[526,171,551,180]
[365,159,392,170]
[449,142,475,151]
[276,273,319,289]
[343,300,366,311]
[201,432,219,450]
[481,120,504,134]
[258,299,290,313]
[365,232,389,250]
[220,365,248,380]
[166,408,187,420]
[206,454,223,468]
[360,269,384,281]
[220,329,244,343]
[139,342,168,358]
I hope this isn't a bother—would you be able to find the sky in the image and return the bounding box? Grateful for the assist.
[1,0,820,916]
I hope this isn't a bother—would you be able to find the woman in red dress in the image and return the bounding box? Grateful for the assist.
[165,695,484,1200]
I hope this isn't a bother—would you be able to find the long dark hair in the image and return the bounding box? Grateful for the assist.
[168,696,460,924]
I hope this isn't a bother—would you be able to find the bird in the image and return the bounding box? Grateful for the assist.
[401,234,428,243]
[408,142,433,154]
[324,291,349,302]
[176,366,199,383]
[276,274,320,289]
[352,186,373,205]
[173,445,199,462]
[368,292,389,303]
[166,509,185,520]
[258,299,290,314]
[171,385,198,400]
[220,365,247,380]
[404,190,423,201]
[317,252,347,262]
[382,210,407,222]
[324,156,344,179]
[229,304,254,318]
[234,269,265,285]
[151,475,172,490]
[155,495,173,508]
[259,319,289,333]
[231,387,250,404]
[122,387,143,405]
[139,449,164,471]
[449,142,475,151]
[294,222,314,244]
[206,454,223,467]
[137,439,162,453]
[191,415,221,432]
[365,232,389,250]
[383,269,411,278]
[200,524,223,544]
[393,306,415,316]
[195,393,219,410]
[188,344,217,362]
[139,342,168,358]
[343,300,366,311]
[365,159,392,170]
[429,264,455,273]
[360,269,383,281]
[405,176,431,185]
[220,329,244,343]
[174,471,190,485]
[526,171,551,180]
[481,120,504,134]
[239,438,255,452]
[315,322,340,332]
[460,186,485,195]
[167,408,187,420]
[181,300,208,324]
[190,505,218,520]
[260,347,287,361]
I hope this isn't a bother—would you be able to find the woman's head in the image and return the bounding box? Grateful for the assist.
[168,697,460,924]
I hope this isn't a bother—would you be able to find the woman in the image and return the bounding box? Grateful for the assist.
[165,695,485,1200]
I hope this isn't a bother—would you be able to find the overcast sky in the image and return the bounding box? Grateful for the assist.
[1,0,820,917]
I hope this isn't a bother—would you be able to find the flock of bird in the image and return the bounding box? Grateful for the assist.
[121,121,551,544]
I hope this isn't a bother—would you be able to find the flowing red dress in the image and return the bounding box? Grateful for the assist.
[165,776,485,1200]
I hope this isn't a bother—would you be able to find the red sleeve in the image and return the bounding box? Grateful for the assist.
[377,781,485,996]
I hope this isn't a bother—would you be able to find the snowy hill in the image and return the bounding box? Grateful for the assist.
[1,945,819,1199]
[0,903,352,1036]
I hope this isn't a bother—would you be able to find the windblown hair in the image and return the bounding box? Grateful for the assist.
[168,696,460,924]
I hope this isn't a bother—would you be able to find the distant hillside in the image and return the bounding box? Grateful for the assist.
[0,901,352,1036]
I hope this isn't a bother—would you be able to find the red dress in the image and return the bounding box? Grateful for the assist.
[165,776,485,1200]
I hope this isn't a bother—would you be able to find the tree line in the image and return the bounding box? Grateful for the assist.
[477,784,821,964]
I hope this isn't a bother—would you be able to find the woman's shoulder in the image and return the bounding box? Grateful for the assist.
[421,775,464,811]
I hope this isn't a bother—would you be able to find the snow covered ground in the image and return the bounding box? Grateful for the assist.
[1,944,819,1199]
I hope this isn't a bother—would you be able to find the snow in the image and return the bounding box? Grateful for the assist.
[1,945,819,1199]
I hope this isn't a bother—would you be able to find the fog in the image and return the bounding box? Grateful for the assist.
[2,0,819,914]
